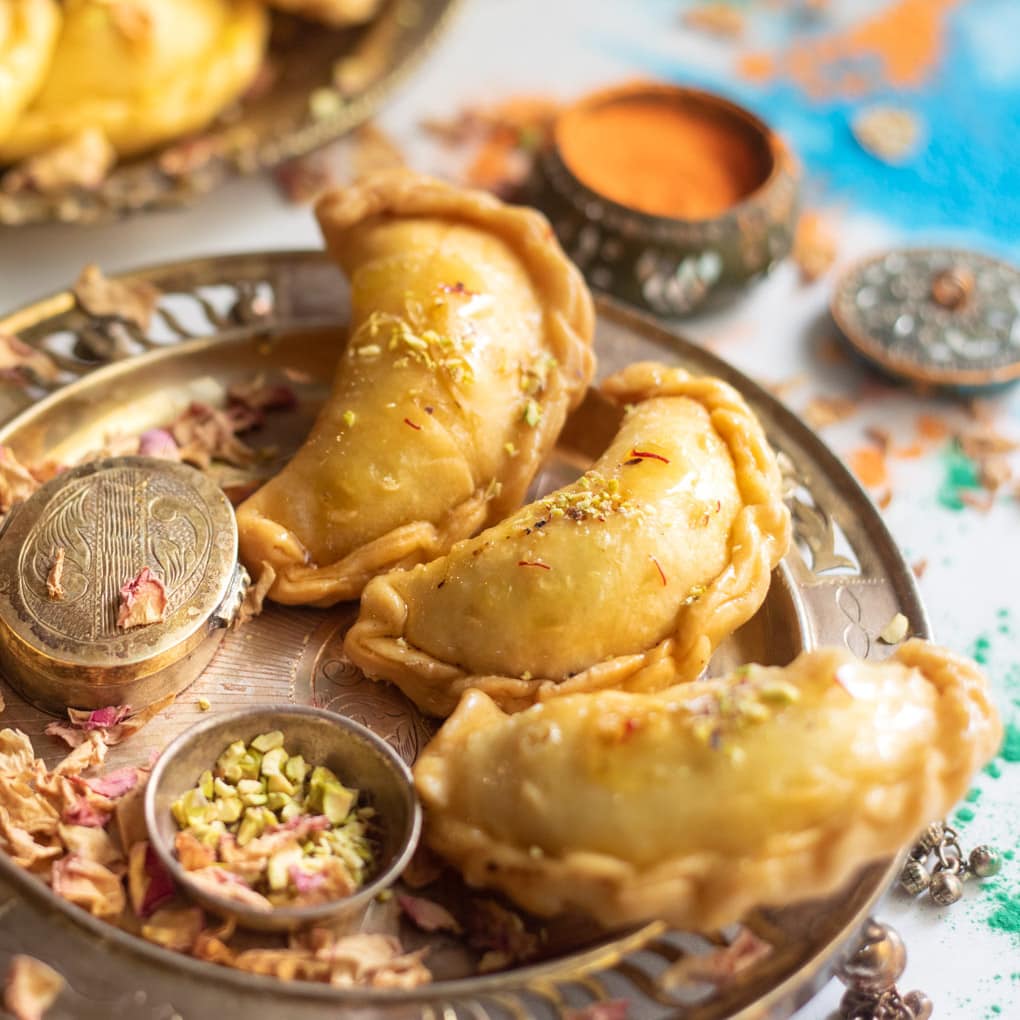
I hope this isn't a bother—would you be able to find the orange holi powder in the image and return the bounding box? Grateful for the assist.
[556,90,771,220]
[917,414,950,442]
[849,446,889,489]
[739,0,962,101]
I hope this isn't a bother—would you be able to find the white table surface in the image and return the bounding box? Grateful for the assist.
[1,2,1018,1017]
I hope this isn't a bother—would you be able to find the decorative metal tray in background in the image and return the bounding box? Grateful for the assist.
[0,0,457,227]
[0,253,928,1019]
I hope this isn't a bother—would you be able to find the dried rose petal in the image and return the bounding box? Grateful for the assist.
[0,334,60,385]
[67,705,131,732]
[187,866,273,911]
[0,446,41,514]
[128,841,176,918]
[73,264,161,332]
[117,568,167,629]
[137,428,181,460]
[43,723,84,750]
[313,933,431,989]
[3,955,64,1020]
[3,128,115,196]
[227,376,298,413]
[233,562,276,629]
[290,866,326,895]
[45,548,64,601]
[51,853,126,918]
[57,824,123,873]
[0,809,62,870]
[52,732,108,776]
[0,730,36,776]
[83,767,138,800]
[170,402,256,469]
[141,906,205,953]
[660,928,771,989]
[398,893,462,934]
[61,797,111,829]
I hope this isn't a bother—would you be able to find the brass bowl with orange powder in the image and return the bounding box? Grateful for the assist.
[529,81,799,317]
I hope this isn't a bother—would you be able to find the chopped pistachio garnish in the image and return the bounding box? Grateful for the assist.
[350,308,476,385]
[197,697,211,712]
[535,471,631,523]
[342,410,357,427]
[522,399,542,428]
[879,612,909,644]
[504,441,518,457]
[171,732,376,907]
[519,354,558,396]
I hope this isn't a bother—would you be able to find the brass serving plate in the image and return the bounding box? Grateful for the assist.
[0,253,928,1019]
[0,0,458,226]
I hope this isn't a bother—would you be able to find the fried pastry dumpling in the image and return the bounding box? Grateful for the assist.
[0,0,60,144]
[236,171,595,606]
[265,0,382,27]
[0,0,268,161]
[345,361,791,715]
[415,640,1001,931]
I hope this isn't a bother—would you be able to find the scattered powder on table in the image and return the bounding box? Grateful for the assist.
[738,0,963,100]
[1001,721,1020,764]
[848,446,888,489]
[986,884,1020,938]
[938,440,982,511]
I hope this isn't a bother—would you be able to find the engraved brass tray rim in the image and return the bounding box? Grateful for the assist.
[0,255,928,1019]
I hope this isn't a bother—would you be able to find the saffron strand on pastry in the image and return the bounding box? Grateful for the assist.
[236,170,595,607]
[345,361,790,715]
[413,640,1001,931]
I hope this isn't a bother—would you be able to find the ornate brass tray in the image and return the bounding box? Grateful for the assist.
[0,253,928,1018]
[0,0,458,226]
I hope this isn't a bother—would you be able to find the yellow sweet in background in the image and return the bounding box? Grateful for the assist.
[0,0,60,145]
[0,0,268,162]
[265,0,382,27]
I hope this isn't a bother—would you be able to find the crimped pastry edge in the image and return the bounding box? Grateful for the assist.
[413,640,1002,931]
[239,170,596,606]
[345,360,791,714]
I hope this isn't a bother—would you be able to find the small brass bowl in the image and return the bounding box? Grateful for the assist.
[144,705,422,932]
[527,81,800,317]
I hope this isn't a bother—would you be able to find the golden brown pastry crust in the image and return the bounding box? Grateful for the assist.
[236,171,595,606]
[0,0,60,145]
[414,641,1001,931]
[0,0,268,161]
[344,361,791,715]
[264,0,382,27]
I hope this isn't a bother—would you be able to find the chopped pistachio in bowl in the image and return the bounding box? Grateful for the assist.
[145,706,421,932]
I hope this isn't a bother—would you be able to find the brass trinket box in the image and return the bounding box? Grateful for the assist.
[0,456,248,714]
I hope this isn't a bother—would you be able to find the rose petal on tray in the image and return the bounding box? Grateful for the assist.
[398,893,462,934]
[72,264,161,332]
[3,955,64,1020]
[51,853,126,918]
[117,568,167,629]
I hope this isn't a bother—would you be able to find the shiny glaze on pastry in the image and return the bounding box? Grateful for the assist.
[345,362,790,715]
[0,0,268,161]
[0,0,60,145]
[236,171,595,606]
[414,640,1001,930]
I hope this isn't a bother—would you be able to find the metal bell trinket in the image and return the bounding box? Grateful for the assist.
[897,820,1001,907]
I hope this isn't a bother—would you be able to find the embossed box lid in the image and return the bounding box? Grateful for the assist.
[0,456,246,714]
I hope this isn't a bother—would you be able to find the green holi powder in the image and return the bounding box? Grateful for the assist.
[985,761,1003,779]
[971,633,992,665]
[966,787,983,803]
[988,888,1020,936]
[937,440,982,511]
[955,806,976,825]
[1002,721,1020,764]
